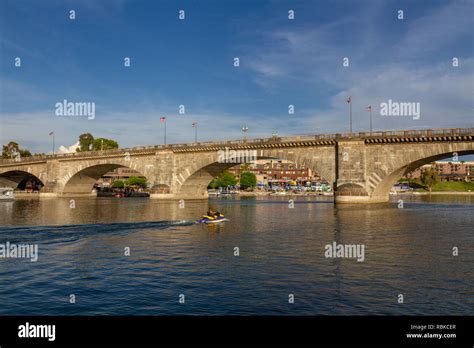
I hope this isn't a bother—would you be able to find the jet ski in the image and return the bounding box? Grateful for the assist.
[196,213,229,224]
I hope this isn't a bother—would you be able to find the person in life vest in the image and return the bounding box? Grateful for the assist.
[206,209,222,219]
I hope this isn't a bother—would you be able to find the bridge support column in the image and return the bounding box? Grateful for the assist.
[334,139,389,204]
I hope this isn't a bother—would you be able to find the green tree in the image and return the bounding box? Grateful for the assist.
[22,149,32,157]
[218,171,237,187]
[208,179,219,189]
[92,138,119,151]
[208,171,237,189]
[2,141,32,159]
[125,176,147,188]
[421,167,440,192]
[239,171,257,190]
[112,180,125,189]
[77,133,94,152]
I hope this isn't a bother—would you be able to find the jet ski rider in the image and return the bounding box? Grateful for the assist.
[207,209,221,219]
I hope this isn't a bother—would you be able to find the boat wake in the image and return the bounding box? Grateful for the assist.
[0,220,196,244]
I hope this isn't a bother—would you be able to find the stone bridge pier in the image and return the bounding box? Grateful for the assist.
[334,138,474,203]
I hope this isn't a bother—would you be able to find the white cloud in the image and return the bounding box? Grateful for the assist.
[0,108,280,154]
[1,1,472,152]
[298,59,474,133]
[58,141,80,154]
[242,1,473,133]
[396,0,473,59]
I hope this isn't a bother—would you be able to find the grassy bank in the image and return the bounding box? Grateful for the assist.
[411,181,474,192]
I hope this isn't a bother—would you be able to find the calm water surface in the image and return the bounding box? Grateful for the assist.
[0,194,472,315]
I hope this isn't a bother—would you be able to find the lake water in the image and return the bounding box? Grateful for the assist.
[0,194,472,315]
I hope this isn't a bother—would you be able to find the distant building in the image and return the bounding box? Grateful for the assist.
[405,161,474,182]
[97,168,145,186]
[228,159,321,186]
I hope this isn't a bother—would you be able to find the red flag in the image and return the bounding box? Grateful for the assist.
[160,117,166,123]
[346,96,351,104]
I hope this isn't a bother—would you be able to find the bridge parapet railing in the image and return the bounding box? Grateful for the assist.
[348,128,473,139]
[1,128,472,165]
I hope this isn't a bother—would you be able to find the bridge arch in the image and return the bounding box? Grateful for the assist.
[365,143,474,202]
[174,147,336,199]
[0,170,44,190]
[61,163,149,195]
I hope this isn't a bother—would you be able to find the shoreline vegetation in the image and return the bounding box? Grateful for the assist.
[10,177,474,198]
[228,190,474,197]
[15,190,474,198]
[238,192,474,196]
[398,180,474,193]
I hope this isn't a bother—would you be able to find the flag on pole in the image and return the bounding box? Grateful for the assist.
[347,96,353,134]
[49,131,54,135]
[160,117,166,123]
[366,105,372,112]
[192,122,197,142]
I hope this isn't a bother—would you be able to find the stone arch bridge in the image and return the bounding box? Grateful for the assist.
[0,128,473,203]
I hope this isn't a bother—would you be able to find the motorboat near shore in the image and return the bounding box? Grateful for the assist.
[0,188,14,201]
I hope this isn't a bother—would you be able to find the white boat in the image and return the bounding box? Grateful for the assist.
[270,191,287,195]
[0,188,14,201]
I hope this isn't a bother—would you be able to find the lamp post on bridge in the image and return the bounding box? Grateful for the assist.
[242,126,249,141]
[192,122,197,142]
[160,117,167,145]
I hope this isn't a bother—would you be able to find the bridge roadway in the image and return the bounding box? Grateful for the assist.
[1,128,473,203]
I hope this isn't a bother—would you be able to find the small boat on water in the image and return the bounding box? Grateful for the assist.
[196,213,229,224]
[270,191,287,196]
[0,188,14,201]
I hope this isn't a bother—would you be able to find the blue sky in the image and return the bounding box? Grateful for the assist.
[0,0,473,154]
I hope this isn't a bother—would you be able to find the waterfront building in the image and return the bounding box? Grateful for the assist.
[405,161,474,182]
[97,168,145,187]
[228,159,319,187]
